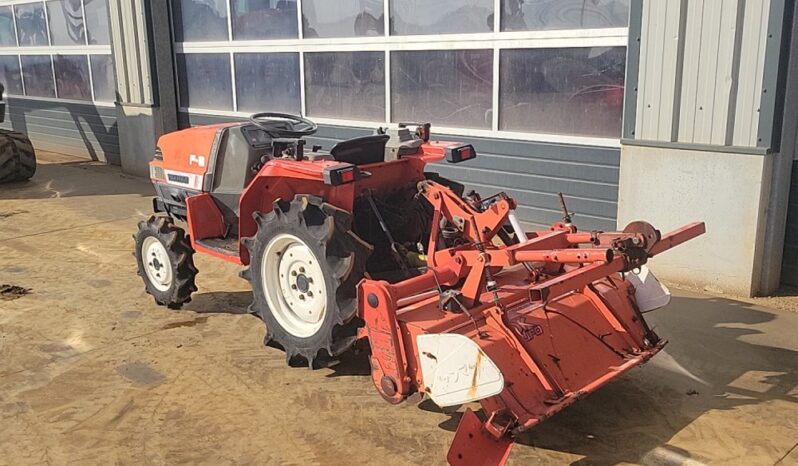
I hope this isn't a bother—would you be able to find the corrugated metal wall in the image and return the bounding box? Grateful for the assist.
[180,113,619,231]
[108,0,155,107]
[1,97,120,164]
[627,0,798,291]
[784,162,798,287]
[634,0,773,147]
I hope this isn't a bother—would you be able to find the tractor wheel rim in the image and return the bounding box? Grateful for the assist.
[142,236,173,292]
[262,233,326,338]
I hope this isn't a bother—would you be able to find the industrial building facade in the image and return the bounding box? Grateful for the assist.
[0,0,795,296]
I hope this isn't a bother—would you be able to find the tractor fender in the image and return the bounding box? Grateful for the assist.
[238,161,356,265]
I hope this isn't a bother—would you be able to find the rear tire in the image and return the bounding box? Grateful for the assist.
[0,130,36,184]
[134,216,198,309]
[243,195,371,367]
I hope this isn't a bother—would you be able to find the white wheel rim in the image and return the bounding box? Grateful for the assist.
[142,236,173,292]
[261,233,327,338]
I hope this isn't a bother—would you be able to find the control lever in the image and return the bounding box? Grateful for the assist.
[557,192,573,224]
[364,191,411,277]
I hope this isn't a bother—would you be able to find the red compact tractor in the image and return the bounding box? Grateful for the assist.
[135,113,704,465]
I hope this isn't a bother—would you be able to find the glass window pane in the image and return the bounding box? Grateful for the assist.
[47,0,85,46]
[0,56,23,95]
[502,0,629,31]
[500,47,626,137]
[54,54,90,100]
[391,50,492,129]
[234,53,300,114]
[15,3,49,46]
[172,0,228,42]
[390,0,493,35]
[176,53,232,110]
[0,7,17,46]
[304,51,384,121]
[302,0,383,38]
[231,0,298,40]
[84,0,110,45]
[21,55,55,97]
[90,54,115,101]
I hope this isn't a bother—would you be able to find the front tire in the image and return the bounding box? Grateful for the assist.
[243,195,371,367]
[134,216,198,309]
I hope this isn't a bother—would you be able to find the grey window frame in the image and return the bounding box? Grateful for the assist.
[172,0,628,147]
[0,0,114,105]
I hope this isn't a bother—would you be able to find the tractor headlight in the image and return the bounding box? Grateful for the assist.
[150,165,165,181]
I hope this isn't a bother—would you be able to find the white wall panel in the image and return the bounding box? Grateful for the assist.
[633,0,774,149]
[707,0,739,144]
[690,0,722,143]
[679,0,739,145]
[733,0,771,147]
[677,0,704,143]
[636,0,684,141]
[618,144,769,296]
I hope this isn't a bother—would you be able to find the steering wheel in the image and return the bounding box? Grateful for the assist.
[249,112,318,138]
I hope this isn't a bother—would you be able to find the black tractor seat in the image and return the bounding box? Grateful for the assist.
[330,134,390,165]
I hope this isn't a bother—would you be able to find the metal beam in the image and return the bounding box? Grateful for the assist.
[622,0,643,140]
[757,0,790,150]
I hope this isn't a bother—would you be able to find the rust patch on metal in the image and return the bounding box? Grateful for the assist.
[469,350,482,400]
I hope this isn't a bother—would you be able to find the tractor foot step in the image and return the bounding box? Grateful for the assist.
[195,238,239,257]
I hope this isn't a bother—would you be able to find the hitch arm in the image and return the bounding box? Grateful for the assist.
[419,180,515,266]
[529,222,706,303]
[649,222,706,255]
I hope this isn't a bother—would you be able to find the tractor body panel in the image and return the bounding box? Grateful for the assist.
[237,156,429,264]
[151,121,470,265]
[155,123,233,179]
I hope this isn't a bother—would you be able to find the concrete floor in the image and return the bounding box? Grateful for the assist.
[0,153,797,466]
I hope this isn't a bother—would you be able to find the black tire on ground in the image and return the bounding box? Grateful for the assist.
[134,215,198,309]
[242,195,372,368]
[0,130,36,184]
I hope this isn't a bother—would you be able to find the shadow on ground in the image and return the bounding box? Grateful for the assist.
[0,158,152,201]
[184,291,253,315]
[327,293,798,465]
